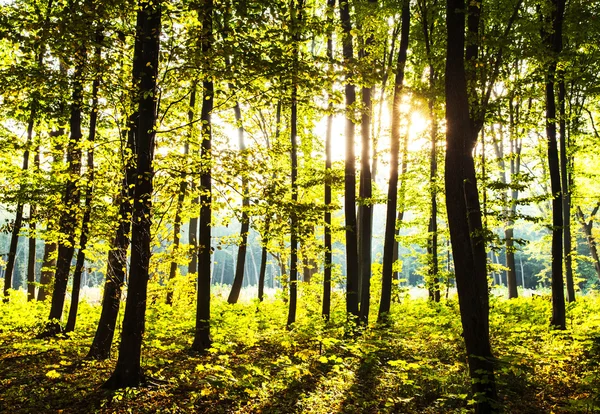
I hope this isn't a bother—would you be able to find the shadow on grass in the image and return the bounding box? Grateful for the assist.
[0,348,112,414]
[338,350,385,414]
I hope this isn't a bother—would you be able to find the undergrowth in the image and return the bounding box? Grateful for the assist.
[1,284,599,413]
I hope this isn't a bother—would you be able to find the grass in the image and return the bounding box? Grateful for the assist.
[1,283,600,413]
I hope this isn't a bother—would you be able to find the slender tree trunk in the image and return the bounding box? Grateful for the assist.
[322,0,335,319]
[37,241,56,301]
[378,0,410,320]
[167,86,196,305]
[577,205,600,280]
[559,78,575,302]
[427,101,440,302]
[287,0,303,327]
[104,1,161,388]
[339,0,359,319]
[446,0,497,409]
[65,39,101,333]
[46,47,86,333]
[258,103,281,302]
[357,0,376,324]
[27,144,42,302]
[227,100,249,304]
[322,0,335,321]
[258,218,270,302]
[543,0,567,329]
[3,116,36,300]
[192,1,213,352]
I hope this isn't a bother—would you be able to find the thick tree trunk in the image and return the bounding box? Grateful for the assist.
[543,0,567,329]
[192,1,213,352]
[339,0,359,319]
[87,13,145,360]
[46,47,86,333]
[445,0,497,410]
[378,0,409,320]
[104,1,161,388]
[65,40,100,333]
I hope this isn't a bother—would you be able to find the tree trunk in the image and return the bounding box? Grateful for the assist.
[46,46,86,334]
[558,78,575,302]
[3,112,36,300]
[378,0,409,320]
[543,0,567,329]
[445,0,497,409]
[167,85,196,305]
[258,217,270,302]
[227,99,249,304]
[576,205,600,281]
[65,39,100,333]
[104,1,161,388]
[419,2,440,302]
[287,0,303,327]
[358,0,376,324]
[191,1,213,352]
[37,241,56,301]
[87,12,145,360]
[339,0,359,319]
[322,0,335,320]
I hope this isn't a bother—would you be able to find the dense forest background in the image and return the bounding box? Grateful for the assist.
[1,0,600,412]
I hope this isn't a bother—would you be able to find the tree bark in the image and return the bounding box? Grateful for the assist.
[378,0,410,320]
[87,11,145,360]
[227,100,249,304]
[542,0,567,329]
[103,0,161,388]
[445,0,497,409]
[167,85,196,305]
[46,46,86,333]
[339,0,359,319]
[65,38,101,333]
[576,205,600,281]
[558,78,575,302]
[287,0,303,327]
[37,241,57,301]
[322,0,336,319]
[358,0,376,324]
[191,0,213,352]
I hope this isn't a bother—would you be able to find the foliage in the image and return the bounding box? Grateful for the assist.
[1,289,600,413]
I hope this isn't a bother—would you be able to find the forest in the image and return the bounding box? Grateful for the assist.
[1,0,600,412]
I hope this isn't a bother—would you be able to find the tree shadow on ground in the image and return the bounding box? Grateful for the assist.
[338,350,385,414]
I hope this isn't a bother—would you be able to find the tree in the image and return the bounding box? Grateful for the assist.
[339,0,359,319]
[445,0,498,409]
[65,33,102,333]
[542,0,567,329]
[104,0,161,388]
[45,43,86,334]
[322,0,335,320]
[378,0,410,320]
[191,0,213,352]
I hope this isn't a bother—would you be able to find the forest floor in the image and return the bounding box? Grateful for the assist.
[1,285,600,413]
